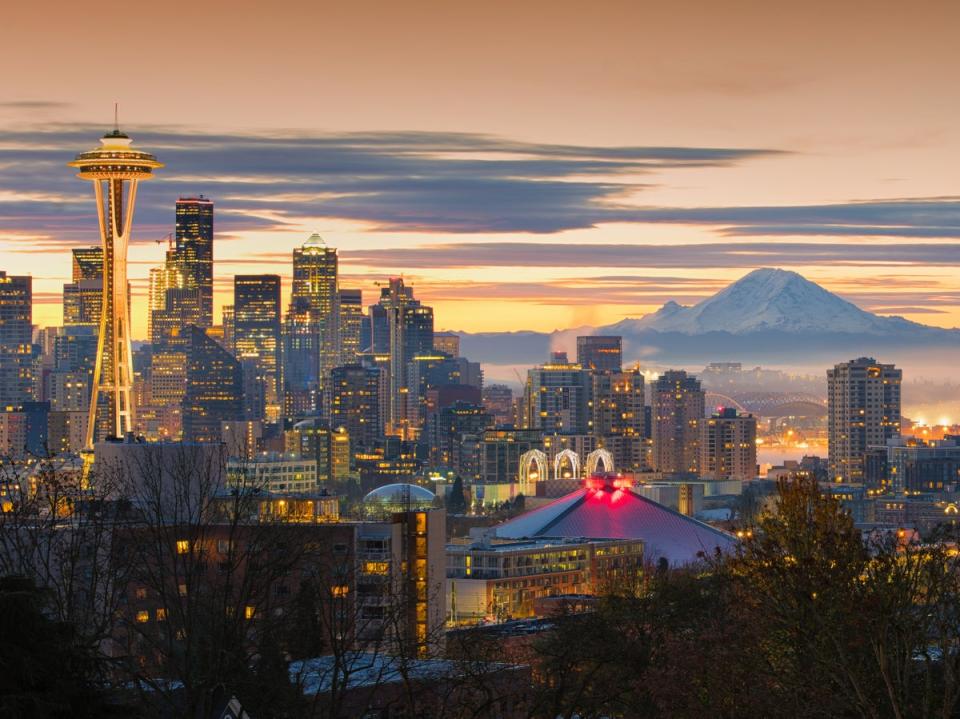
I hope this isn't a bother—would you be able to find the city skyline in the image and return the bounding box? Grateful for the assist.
[2,0,960,336]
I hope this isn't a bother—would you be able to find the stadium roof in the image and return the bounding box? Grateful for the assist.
[494,476,736,566]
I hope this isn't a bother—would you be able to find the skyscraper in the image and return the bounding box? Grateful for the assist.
[234,275,281,422]
[338,288,363,365]
[523,354,591,434]
[591,368,645,471]
[68,125,162,446]
[178,326,243,443]
[828,357,901,482]
[577,335,622,371]
[71,247,103,282]
[377,278,434,437]
[63,247,103,328]
[174,196,214,328]
[291,234,339,379]
[700,407,757,481]
[325,364,383,450]
[0,272,34,405]
[651,370,705,475]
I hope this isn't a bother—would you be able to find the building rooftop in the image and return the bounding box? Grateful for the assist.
[493,474,736,565]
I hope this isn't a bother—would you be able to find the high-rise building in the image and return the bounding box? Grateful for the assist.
[338,288,363,365]
[577,335,622,371]
[285,419,352,482]
[147,262,179,341]
[71,247,103,282]
[651,370,705,475]
[0,272,35,406]
[700,407,757,481]
[523,355,591,434]
[591,368,646,471]
[425,401,491,477]
[291,234,339,379]
[281,306,321,417]
[63,247,103,328]
[377,279,434,437]
[174,196,214,328]
[69,126,162,446]
[326,364,383,450]
[177,326,243,443]
[828,357,902,482]
[234,275,281,422]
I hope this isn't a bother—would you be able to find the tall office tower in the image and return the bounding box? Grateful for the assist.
[282,307,321,417]
[338,288,363,364]
[291,234,339,379]
[234,275,281,422]
[68,125,162,446]
[178,326,243,443]
[700,407,758,481]
[325,364,383,450]
[376,278,434,437]
[63,247,103,328]
[174,196,214,327]
[522,355,591,434]
[651,370,705,475]
[433,331,460,357]
[828,357,902,482]
[591,368,646,471]
[577,335,622,371]
[0,273,35,405]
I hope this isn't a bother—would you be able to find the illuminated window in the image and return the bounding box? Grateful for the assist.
[363,561,390,575]
[176,540,190,555]
[244,605,256,620]
[178,583,188,597]
[156,607,167,622]
[136,610,149,623]
[331,585,349,597]
[135,587,147,600]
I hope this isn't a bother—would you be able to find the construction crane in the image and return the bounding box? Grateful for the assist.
[154,233,173,250]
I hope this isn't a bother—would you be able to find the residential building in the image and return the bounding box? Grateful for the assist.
[828,357,901,482]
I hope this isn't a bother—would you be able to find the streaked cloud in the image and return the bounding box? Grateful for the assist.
[338,241,960,269]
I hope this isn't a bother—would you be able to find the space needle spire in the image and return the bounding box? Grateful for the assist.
[69,115,163,448]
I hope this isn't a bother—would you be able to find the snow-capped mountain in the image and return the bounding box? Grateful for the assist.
[457,267,958,369]
[607,268,928,336]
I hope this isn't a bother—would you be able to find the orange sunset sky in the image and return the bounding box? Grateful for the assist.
[1,0,959,338]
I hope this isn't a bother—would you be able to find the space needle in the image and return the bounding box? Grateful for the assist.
[69,113,162,448]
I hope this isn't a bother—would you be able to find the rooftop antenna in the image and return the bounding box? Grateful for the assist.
[114,102,119,133]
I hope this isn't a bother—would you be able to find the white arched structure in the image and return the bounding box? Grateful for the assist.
[518,449,548,495]
[585,448,615,475]
[553,449,581,481]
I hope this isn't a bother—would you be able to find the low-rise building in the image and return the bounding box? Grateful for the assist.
[446,536,644,622]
